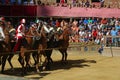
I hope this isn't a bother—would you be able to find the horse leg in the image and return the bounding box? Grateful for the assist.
[18,46,26,76]
[32,51,38,65]
[59,49,64,61]
[35,44,44,72]
[45,49,53,70]
[0,55,2,65]
[8,42,16,70]
[64,49,68,61]
[35,52,40,72]
[7,54,14,70]
[25,53,31,72]
[1,55,8,73]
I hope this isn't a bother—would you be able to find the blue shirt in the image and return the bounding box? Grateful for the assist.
[110,30,117,36]
[115,25,120,31]
[83,19,88,24]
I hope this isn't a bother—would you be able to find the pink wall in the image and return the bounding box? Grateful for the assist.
[0,5,120,18]
[37,6,120,18]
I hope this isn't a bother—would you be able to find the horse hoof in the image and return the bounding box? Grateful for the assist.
[21,72,27,76]
[10,68,14,71]
[37,69,40,73]
[0,60,2,65]
[1,70,5,74]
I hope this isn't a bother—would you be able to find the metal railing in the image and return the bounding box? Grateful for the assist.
[104,36,120,47]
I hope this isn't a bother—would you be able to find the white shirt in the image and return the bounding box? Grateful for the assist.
[0,26,5,41]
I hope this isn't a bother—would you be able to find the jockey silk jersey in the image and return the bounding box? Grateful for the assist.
[16,24,25,39]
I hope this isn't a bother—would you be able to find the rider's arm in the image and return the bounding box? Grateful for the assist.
[0,27,5,39]
[43,25,50,33]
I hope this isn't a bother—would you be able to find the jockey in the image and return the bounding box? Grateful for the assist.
[42,22,54,41]
[35,19,42,33]
[0,17,6,30]
[43,22,54,33]
[0,20,5,41]
[13,18,27,52]
[0,17,6,65]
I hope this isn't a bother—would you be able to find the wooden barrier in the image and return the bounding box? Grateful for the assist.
[102,47,120,57]
[0,42,100,56]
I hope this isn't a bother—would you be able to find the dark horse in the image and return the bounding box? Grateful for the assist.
[0,28,16,73]
[54,27,70,61]
[1,27,34,75]
[45,26,71,69]
[31,24,48,72]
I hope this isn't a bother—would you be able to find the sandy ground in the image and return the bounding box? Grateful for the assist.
[0,48,120,80]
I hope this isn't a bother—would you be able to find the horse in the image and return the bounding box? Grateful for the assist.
[31,23,48,72]
[54,26,70,61]
[45,25,71,69]
[0,27,16,73]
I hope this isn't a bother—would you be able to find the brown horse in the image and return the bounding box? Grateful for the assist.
[55,27,70,61]
[0,27,16,73]
[44,25,71,70]
[31,24,48,72]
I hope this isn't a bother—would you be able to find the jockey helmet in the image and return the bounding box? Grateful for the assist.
[21,18,26,24]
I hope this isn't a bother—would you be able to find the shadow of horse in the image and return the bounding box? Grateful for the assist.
[0,66,50,78]
[0,59,96,79]
[48,59,96,71]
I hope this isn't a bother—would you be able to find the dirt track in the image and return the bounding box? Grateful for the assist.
[0,49,120,80]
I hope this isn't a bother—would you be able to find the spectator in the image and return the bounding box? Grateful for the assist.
[83,17,88,25]
[88,17,93,24]
[85,0,90,8]
[115,23,120,31]
[79,17,84,25]
[55,20,60,28]
[81,0,85,7]
[92,28,98,40]
[99,0,104,8]
[38,0,41,5]
[110,27,118,46]
[101,17,108,30]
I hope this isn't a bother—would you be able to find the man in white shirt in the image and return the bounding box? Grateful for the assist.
[0,19,6,65]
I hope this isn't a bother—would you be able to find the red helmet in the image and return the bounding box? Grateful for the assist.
[21,18,26,24]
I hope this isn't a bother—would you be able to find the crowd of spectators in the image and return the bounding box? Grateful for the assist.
[0,0,119,8]
[3,17,120,47]
[68,17,120,47]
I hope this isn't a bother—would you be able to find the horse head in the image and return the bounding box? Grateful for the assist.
[9,28,16,42]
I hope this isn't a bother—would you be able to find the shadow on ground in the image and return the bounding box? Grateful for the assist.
[49,59,96,71]
[0,59,96,79]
